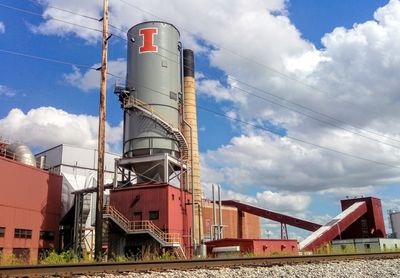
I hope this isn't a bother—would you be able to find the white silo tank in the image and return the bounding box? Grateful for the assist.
[389,211,400,238]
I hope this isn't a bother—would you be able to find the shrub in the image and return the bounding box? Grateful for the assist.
[39,250,79,264]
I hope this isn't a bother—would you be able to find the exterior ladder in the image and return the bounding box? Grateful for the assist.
[104,206,186,259]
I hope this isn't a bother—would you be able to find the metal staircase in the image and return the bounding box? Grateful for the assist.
[104,206,186,259]
[116,88,189,160]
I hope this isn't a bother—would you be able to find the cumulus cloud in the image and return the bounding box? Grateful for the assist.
[64,59,126,92]
[30,1,400,197]
[201,132,400,194]
[202,182,311,214]
[0,85,16,97]
[30,1,104,42]
[0,107,122,152]
[0,22,5,34]
[197,0,400,196]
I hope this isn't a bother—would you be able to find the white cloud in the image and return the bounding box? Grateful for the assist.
[30,1,104,42]
[201,182,311,214]
[64,59,126,92]
[201,133,400,193]
[0,22,5,34]
[30,1,400,198]
[0,85,16,97]
[0,107,122,152]
[197,0,400,196]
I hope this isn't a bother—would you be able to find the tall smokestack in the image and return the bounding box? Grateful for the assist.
[183,49,203,245]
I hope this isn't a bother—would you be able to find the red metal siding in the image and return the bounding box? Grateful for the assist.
[109,184,192,253]
[253,239,298,255]
[221,200,321,232]
[340,197,386,239]
[0,157,62,263]
[166,186,192,254]
[301,202,368,251]
[206,238,298,256]
[110,184,169,230]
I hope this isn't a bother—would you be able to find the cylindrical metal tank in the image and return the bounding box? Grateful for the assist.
[390,211,400,238]
[6,143,36,167]
[124,21,181,159]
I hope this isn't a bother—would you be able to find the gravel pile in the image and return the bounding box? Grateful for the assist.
[82,258,400,278]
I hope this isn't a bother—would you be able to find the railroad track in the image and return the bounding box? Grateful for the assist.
[1,252,400,277]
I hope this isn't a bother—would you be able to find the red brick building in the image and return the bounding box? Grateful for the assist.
[0,156,62,263]
[202,199,261,240]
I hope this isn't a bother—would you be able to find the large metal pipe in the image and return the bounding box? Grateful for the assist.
[212,184,217,240]
[218,185,223,239]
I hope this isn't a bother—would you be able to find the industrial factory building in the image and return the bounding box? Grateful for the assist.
[0,144,62,263]
[0,20,397,263]
[35,144,119,255]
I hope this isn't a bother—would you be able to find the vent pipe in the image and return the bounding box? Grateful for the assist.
[218,184,223,239]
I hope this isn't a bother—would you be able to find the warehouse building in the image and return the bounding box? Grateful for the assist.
[0,145,62,264]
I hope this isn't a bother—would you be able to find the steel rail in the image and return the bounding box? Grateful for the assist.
[1,252,400,277]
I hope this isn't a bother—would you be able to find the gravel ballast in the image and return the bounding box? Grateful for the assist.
[82,258,400,278]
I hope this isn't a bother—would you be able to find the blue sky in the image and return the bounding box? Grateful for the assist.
[1,0,400,239]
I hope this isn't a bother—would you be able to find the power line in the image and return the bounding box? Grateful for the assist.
[24,0,126,34]
[4,3,400,150]
[25,0,100,21]
[0,46,398,170]
[228,75,400,144]
[2,0,188,54]
[117,79,400,170]
[4,0,399,149]
[115,0,332,92]
[0,48,121,78]
[229,84,400,150]
[0,3,103,35]
[2,6,398,152]
[0,2,127,42]
[116,0,391,131]
[196,105,400,170]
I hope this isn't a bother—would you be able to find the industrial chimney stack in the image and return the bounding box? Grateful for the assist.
[183,49,203,245]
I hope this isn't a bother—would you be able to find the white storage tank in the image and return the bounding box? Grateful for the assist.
[389,210,400,238]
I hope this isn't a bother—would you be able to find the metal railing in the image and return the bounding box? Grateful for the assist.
[122,95,189,159]
[123,96,179,129]
[104,206,182,245]
[0,145,56,172]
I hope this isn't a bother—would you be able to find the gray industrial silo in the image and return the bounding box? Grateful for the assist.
[117,21,184,182]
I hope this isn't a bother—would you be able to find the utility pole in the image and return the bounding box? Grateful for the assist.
[95,0,108,261]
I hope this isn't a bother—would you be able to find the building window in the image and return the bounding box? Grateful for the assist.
[171,194,175,200]
[149,211,159,220]
[40,231,55,241]
[0,227,5,237]
[14,229,32,239]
